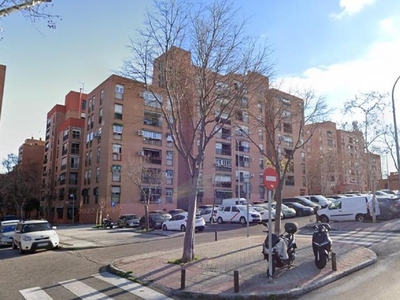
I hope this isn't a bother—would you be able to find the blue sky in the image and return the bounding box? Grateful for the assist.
[1,0,400,173]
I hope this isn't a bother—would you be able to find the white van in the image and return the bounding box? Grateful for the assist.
[215,205,261,225]
[221,198,248,206]
[317,196,380,222]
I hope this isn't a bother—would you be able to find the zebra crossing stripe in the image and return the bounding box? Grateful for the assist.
[95,272,174,300]
[59,278,112,300]
[19,287,52,300]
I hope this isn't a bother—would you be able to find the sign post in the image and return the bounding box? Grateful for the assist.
[263,167,278,280]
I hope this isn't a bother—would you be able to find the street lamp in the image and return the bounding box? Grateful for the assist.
[70,194,75,224]
[391,75,400,189]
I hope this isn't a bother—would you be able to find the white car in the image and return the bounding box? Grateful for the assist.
[215,205,261,225]
[13,220,59,254]
[252,206,276,221]
[0,220,19,246]
[162,212,205,232]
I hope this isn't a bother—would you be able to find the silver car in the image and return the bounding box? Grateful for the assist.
[0,220,19,246]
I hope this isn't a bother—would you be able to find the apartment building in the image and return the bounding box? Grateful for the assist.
[18,137,45,171]
[304,121,339,195]
[0,64,5,125]
[304,121,382,194]
[78,75,179,223]
[41,91,86,224]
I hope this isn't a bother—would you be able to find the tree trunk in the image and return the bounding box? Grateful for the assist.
[144,203,149,230]
[181,176,199,263]
[274,186,283,234]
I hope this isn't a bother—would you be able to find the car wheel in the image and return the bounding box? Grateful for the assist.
[12,240,17,250]
[239,216,246,225]
[356,214,365,222]
[18,243,25,254]
[126,224,130,228]
[217,217,223,224]
[320,215,329,223]
[180,225,186,232]
[297,211,303,217]
[197,227,204,232]
[162,224,167,231]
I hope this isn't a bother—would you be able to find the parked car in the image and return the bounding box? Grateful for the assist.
[117,214,140,228]
[149,210,172,220]
[168,209,187,217]
[302,195,331,208]
[0,220,19,246]
[140,214,170,230]
[282,197,321,213]
[0,215,19,222]
[376,197,400,220]
[162,212,205,232]
[12,220,59,254]
[198,206,218,223]
[283,202,314,217]
[215,205,261,225]
[271,202,297,219]
[252,206,276,221]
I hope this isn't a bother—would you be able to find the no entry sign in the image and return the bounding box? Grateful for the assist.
[263,167,278,190]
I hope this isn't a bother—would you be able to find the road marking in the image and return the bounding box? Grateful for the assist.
[59,278,112,300]
[19,287,52,300]
[95,272,174,300]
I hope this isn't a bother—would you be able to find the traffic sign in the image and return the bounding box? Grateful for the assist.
[263,167,278,190]
[111,201,116,207]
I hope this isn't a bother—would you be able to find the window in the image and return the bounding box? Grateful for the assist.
[113,124,123,140]
[285,176,295,186]
[61,157,67,170]
[114,103,123,120]
[63,129,69,141]
[112,144,122,160]
[241,97,249,108]
[112,165,122,182]
[81,99,86,111]
[100,89,104,105]
[97,147,101,163]
[259,129,263,141]
[111,186,121,203]
[166,151,173,166]
[166,188,173,203]
[87,169,91,184]
[69,172,78,185]
[166,170,173,185]
[72,129,81,139]
[59,173,66,185]
[94,187,99,204]
[71,143,80,154]
[62,143,68,155]
[115,84,124,99]
[70,156,80,169]
[96,167,100,183]
[141,91,162,109]
[99,108,103,124]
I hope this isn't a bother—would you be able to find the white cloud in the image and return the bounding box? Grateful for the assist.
[278,34,400,123]
[331,0,375,19]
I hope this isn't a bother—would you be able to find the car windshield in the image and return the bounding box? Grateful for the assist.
[1,224,16,233]
[127,215,138,220]
[22,222,51,233]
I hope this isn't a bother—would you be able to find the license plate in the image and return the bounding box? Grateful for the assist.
[37,242,48,247]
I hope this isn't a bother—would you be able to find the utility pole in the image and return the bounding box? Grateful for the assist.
[392,75,400,190]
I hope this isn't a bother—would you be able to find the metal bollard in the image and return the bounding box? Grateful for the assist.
[234,270,239,293]
[180,269,186,290]
[215,231,218,241]
[331,252,337,271]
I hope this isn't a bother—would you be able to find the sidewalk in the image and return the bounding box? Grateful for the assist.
[108,233,377,299]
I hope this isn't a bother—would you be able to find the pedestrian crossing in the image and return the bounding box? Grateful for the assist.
[19,272,175,300]
[300,230,400,247]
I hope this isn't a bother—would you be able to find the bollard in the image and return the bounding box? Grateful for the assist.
[331,252,337,271]
[234,270,239,293]
[180,269,186,290]
[215,231,218,241]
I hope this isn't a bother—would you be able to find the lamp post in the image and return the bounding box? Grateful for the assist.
[391,75,400,189]
[70,194,75,224]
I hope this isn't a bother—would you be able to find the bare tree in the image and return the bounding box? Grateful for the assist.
[2,154,43,219]
[124,155,165,231]
[306,150,338,195]
[246,88,331,234]
[342,91,389,222]
[121,0,273,262]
